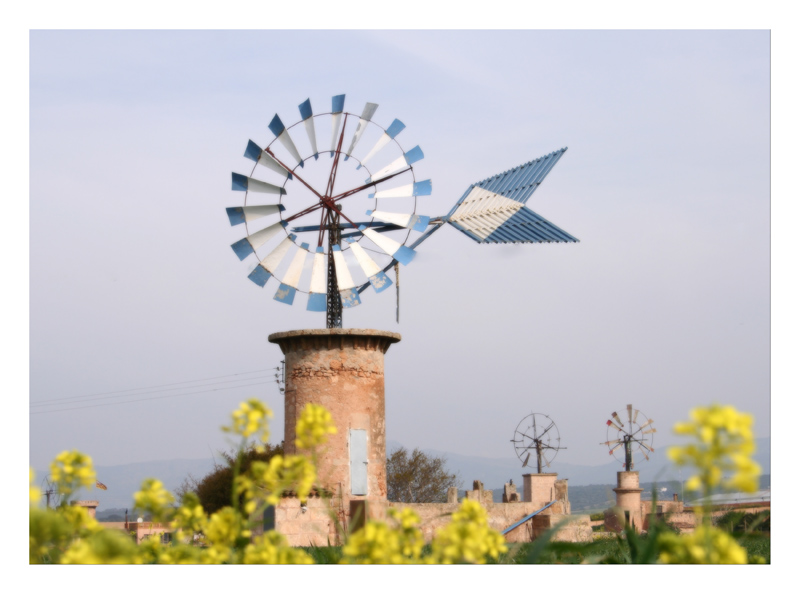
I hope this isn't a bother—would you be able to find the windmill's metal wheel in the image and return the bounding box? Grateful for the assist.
[226,95,432,312]
[604,405,656,468]
[512,413,561,470]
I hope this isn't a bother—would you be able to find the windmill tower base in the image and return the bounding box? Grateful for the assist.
[268,328,400,546]
[605,470,644,532]
[522,473,571,513]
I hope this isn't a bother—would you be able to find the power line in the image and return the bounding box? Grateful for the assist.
[30,368,280,406]
[30,380,275,415]
[30,373,280,408]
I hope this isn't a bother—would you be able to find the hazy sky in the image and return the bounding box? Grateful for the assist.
[28,30,770,473]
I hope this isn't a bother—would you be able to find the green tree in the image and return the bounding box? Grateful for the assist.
[176,443,284,515]
[386,447,460,503]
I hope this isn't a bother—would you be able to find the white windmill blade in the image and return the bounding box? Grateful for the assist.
[231,173,287,195]
[345,102,378,158]
[606,419,624,432]
[246,233,296,287]
[609,443,623,454]
[366,146,424,183]
[367,209,430,233]
[642,428,657,435]
[243,140,293,180]
[358,225,416,266]
[307,246,327,312]
[274,243,311,305]
[369,180,432,199]
[356,119,405,170]
[268,114,304,168]
[298,99,319,160]
[627,404,633,423]
[329,94,345,156]
[331,244,361,308]
[346,239,393,293]
[230,221,288,261]
[633,409,640,424]
[226,204,286,226]
[640,419,655,430]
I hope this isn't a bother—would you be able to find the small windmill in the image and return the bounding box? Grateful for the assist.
[226,94,579,327]
[511,413,565,473]
[602,404,657,471]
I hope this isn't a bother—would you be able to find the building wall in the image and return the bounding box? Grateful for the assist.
[270,329,400,516]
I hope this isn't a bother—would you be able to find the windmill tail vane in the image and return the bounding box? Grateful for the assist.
[226,94,579,327]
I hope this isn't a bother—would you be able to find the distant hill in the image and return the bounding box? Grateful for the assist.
[35,438,769,513]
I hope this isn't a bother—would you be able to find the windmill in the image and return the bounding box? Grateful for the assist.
[602,404,657,471]
[511,413,565,473]
[227,94,579,328]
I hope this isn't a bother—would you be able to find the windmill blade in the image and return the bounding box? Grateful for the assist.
[232,173,287,195]
[609,443,623,454]
[331,244,361,308]
[274,243,310,305]
[359,225,415,266]
[243,140,293,180]
[369,180,432,199]
[268,114,304,168]
[307,246,327,312]
[612,412,623,428]
[298,99,319,160]
[345,102,378,158]
[356,118,405,170]
[603,439,621,446]
[347,239,393,293]
[627,404,633,424]
[633,408,640,424]
[640,419,655,430]
[230,221,288,260]
[367,209,430,232]
[638,446,650,461]
[246,234,296,287]
[522,452,531,468]
[606,419,624,432]
[366,146,423,183]
[226,204,285,226]
[642,428,657,435]
[329,94,345,156]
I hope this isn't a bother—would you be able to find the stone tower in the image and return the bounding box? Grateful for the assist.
[268,328,400,545]
[605,470,644,532]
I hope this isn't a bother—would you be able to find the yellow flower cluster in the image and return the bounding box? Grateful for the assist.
[426,500,507,564]
[49,450,96,498]
[222,398,273,445]
[295,403,337,449]
[668,404,761,494]
[247,455,316,506]
[30,469,42,505]
[171,492,205,536]
[243,532,314,564]
[133,478,175,522]
[658,525,747,564]
[341,508,425,564]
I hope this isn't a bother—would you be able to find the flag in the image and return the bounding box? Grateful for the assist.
[96,480,108,491]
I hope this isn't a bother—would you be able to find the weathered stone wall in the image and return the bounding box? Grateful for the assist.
[269,329,400,519]
[523,473,558,507]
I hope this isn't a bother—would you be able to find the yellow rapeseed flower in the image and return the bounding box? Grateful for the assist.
[243,531,314,564]
[223,398,273,444]
[668,404,760,495]
[658,525,748,564]
[426,499,507,564]
[49,450,96,498]
[133,478,175,522]
[30,468,41,506]
[295,403,337,449]
[249,455,316,505]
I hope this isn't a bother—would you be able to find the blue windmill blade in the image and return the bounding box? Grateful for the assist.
[347,239,393,293]
[230,221,288,260]
[369,179,431,199]
[307,246,327,312]
[274,242,310,305]
[345,102,379,159]
[298,99,319,160]
[268,114,304,168]
[359,225,416,266]
[356,118,405,170]
[232,172,287,195]
[226,204,285,226]
[243,140,293,180]
[366,146,423,183]
[329,94,345,156]
[331,244,361,308]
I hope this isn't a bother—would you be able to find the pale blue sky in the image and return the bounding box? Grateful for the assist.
[28,30,771,474]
